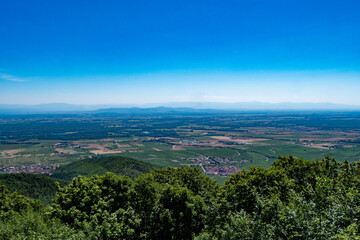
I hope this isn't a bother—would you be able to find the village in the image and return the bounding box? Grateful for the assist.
[185,155,246,176]
[0,164,56,175]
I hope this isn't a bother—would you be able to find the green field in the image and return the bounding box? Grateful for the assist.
[1,111,360,179]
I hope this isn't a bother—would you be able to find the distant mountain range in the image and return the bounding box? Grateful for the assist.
[0,102,360,114]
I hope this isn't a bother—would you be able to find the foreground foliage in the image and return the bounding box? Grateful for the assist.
[0,184,84,239]
[2,155,360,239]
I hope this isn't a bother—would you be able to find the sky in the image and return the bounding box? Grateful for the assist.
[0,0,359,105]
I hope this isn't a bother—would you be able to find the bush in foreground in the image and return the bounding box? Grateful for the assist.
[2,155,360,239]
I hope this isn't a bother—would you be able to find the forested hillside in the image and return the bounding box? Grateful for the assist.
[0,173,68,204]
[1,155,360,239]
[52,156,159,180]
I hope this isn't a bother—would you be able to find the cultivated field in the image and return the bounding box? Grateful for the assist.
[1,111,360,178]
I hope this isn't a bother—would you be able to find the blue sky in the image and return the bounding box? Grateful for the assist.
[0,0,359,105]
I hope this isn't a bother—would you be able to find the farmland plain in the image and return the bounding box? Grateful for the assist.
[1,110,360,179]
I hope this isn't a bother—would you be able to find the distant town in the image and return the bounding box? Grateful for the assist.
[0,164,56,175]
[185,155,246,176]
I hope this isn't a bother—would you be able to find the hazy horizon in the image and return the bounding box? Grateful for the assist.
[2,101,360,114]
[1,1,359,105]
[2,100,360,107]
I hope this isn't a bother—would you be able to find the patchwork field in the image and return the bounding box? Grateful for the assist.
[1,111,360,177]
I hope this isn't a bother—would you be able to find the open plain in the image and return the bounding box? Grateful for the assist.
[1,110,360,181]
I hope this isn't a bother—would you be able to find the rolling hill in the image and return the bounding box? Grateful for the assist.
[52,156,159,181]
[0,173,68,204]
